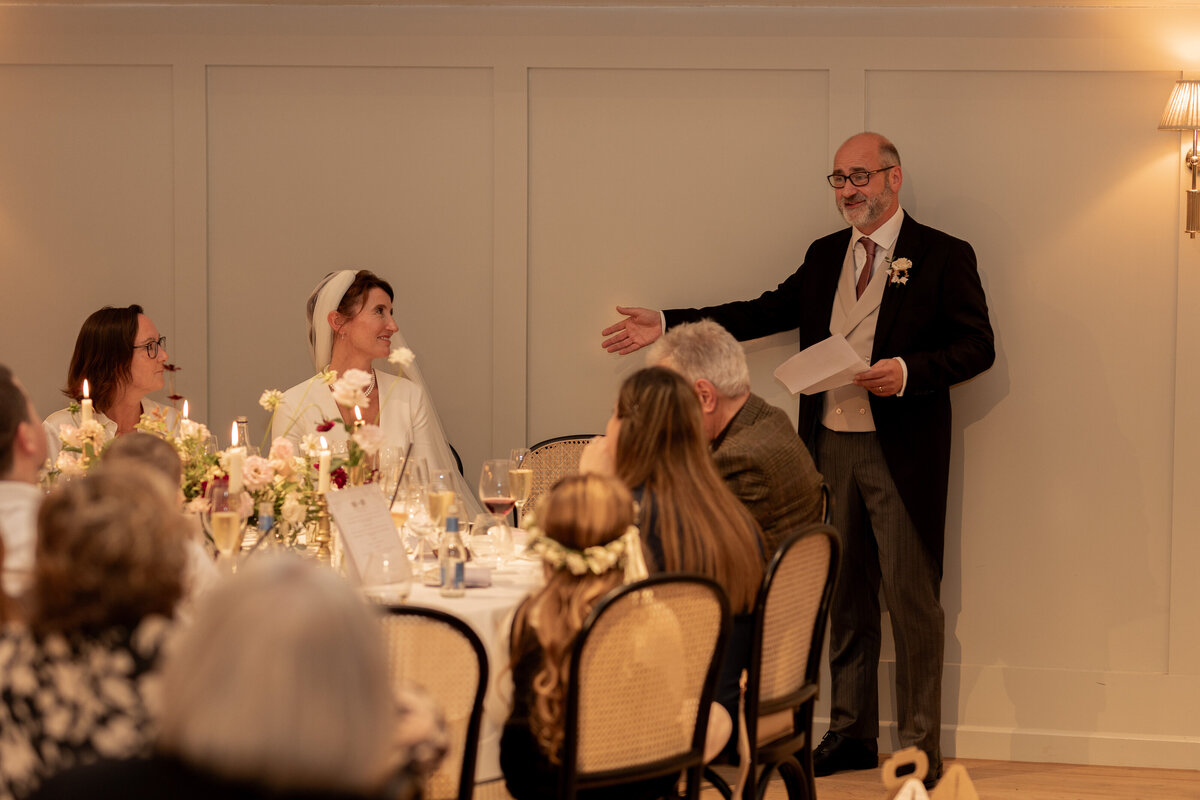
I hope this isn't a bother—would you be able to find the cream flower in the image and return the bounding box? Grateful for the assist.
[241,455,275,492]
[79,419,107,445]
[268,437,294,462]
[319,367,339,385]
[281,493,307,526]
[300,433,322,460]
[57,424,82,449]
[258,389,284,412]
[55,451,86,477]
[388,346,416,370]
[179,419,211,442]
[331,368,373,407]
[352,424,386,456]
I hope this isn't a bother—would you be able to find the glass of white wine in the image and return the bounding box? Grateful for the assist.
[201,478,248,572]
[508,448,533,526]
[426,470,456,530]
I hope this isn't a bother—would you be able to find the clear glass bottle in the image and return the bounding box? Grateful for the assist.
[439,513,466,597]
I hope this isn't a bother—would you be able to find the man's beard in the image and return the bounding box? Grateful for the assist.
[838,184,893,229]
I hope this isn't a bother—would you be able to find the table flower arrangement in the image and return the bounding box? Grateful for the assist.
[43,347,417,553]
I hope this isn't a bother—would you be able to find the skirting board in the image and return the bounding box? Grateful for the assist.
[814,663,1200,770]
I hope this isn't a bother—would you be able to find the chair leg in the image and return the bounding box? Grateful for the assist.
[703,766,733,799]
[777,757,812,800]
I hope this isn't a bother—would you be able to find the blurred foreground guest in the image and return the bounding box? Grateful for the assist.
[31,559,447,800]
[0,365,48,602]
[501,473,725,800]
[101,432,220,610]
[0,464,187,800]
[43,305,176,463]
[579,367,763,756]
[647,320,823,556]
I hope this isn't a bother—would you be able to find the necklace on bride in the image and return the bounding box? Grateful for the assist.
[363,370,376,398]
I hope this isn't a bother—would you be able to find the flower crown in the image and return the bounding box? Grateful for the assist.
[526,525,649,583]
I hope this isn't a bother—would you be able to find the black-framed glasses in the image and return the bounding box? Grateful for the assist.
[827,166,895,189]
[134,336,167,359]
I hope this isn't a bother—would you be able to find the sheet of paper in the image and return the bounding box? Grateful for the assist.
[325,485,411,584]
[773,334,869,395]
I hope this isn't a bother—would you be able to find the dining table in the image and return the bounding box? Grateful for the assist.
[403,550,543,783]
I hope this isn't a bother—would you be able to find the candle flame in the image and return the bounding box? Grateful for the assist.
[354,405,363,422]
[182,399,189,420]
[320,435,328,450]
[231,421,239,447]
[82,379,90,399]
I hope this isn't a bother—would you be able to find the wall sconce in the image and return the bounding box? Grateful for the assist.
[1160,79,1200,238]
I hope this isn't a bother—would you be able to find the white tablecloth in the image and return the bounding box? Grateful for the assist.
[404,561,541,782]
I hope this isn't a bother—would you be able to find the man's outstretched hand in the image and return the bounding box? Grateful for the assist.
[600,306,663,355]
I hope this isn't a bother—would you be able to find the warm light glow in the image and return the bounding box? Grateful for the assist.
[231,421,239,447]
[182,399,189,420]
[320,435,329,450]
[82,379,90,399]
[1159,80,1200,130]
[354,404,363,422]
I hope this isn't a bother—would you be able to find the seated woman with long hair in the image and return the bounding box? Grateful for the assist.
[0,463,188,800]
[579,366,765,743]
[30,559,448,800]
[501,473,694,800]
[43,305,176,464]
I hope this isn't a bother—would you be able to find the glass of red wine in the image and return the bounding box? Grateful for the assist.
[477,459,516,564]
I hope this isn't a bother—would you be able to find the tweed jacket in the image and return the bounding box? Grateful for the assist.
[711,393,823,557]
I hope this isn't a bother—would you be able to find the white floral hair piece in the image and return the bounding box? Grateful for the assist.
[526,525,648,583]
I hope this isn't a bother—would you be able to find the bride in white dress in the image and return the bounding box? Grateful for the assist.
[272,270,481,516]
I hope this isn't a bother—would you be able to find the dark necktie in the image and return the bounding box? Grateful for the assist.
[856,237,877,299]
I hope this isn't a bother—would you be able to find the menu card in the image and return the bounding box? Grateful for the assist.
[324,485,411,584]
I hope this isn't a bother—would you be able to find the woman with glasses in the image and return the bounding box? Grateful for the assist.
[43,304,176,463]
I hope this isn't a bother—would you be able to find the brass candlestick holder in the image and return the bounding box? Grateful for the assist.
[311,494,333,564]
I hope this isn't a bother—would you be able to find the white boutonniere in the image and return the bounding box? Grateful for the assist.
[887,257,913,286]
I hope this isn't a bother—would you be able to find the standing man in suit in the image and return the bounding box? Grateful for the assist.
[600,132,994,787]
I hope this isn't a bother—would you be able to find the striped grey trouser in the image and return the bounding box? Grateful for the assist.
[816,427,943,764]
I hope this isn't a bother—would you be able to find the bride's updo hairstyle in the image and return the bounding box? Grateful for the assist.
[305,270,394,372]
[62,304,144,411]
[510,473,634,762]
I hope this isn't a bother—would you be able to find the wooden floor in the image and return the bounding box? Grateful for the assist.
[708,757,1200,800]
[477,758,1200,800]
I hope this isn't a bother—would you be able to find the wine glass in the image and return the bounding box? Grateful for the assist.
[201,478,248,572]
[379,446,407,498]
[426,470,456,530]
[361,553,412,604]
[508,448,533,526]
[478,459,517,563]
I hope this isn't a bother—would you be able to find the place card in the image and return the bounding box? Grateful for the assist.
[325,485,411,585]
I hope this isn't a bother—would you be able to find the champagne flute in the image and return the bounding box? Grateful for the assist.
[508,448,533,526]
[426,470,456,530]
[201,478,248,572]
[379,446,406,498]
